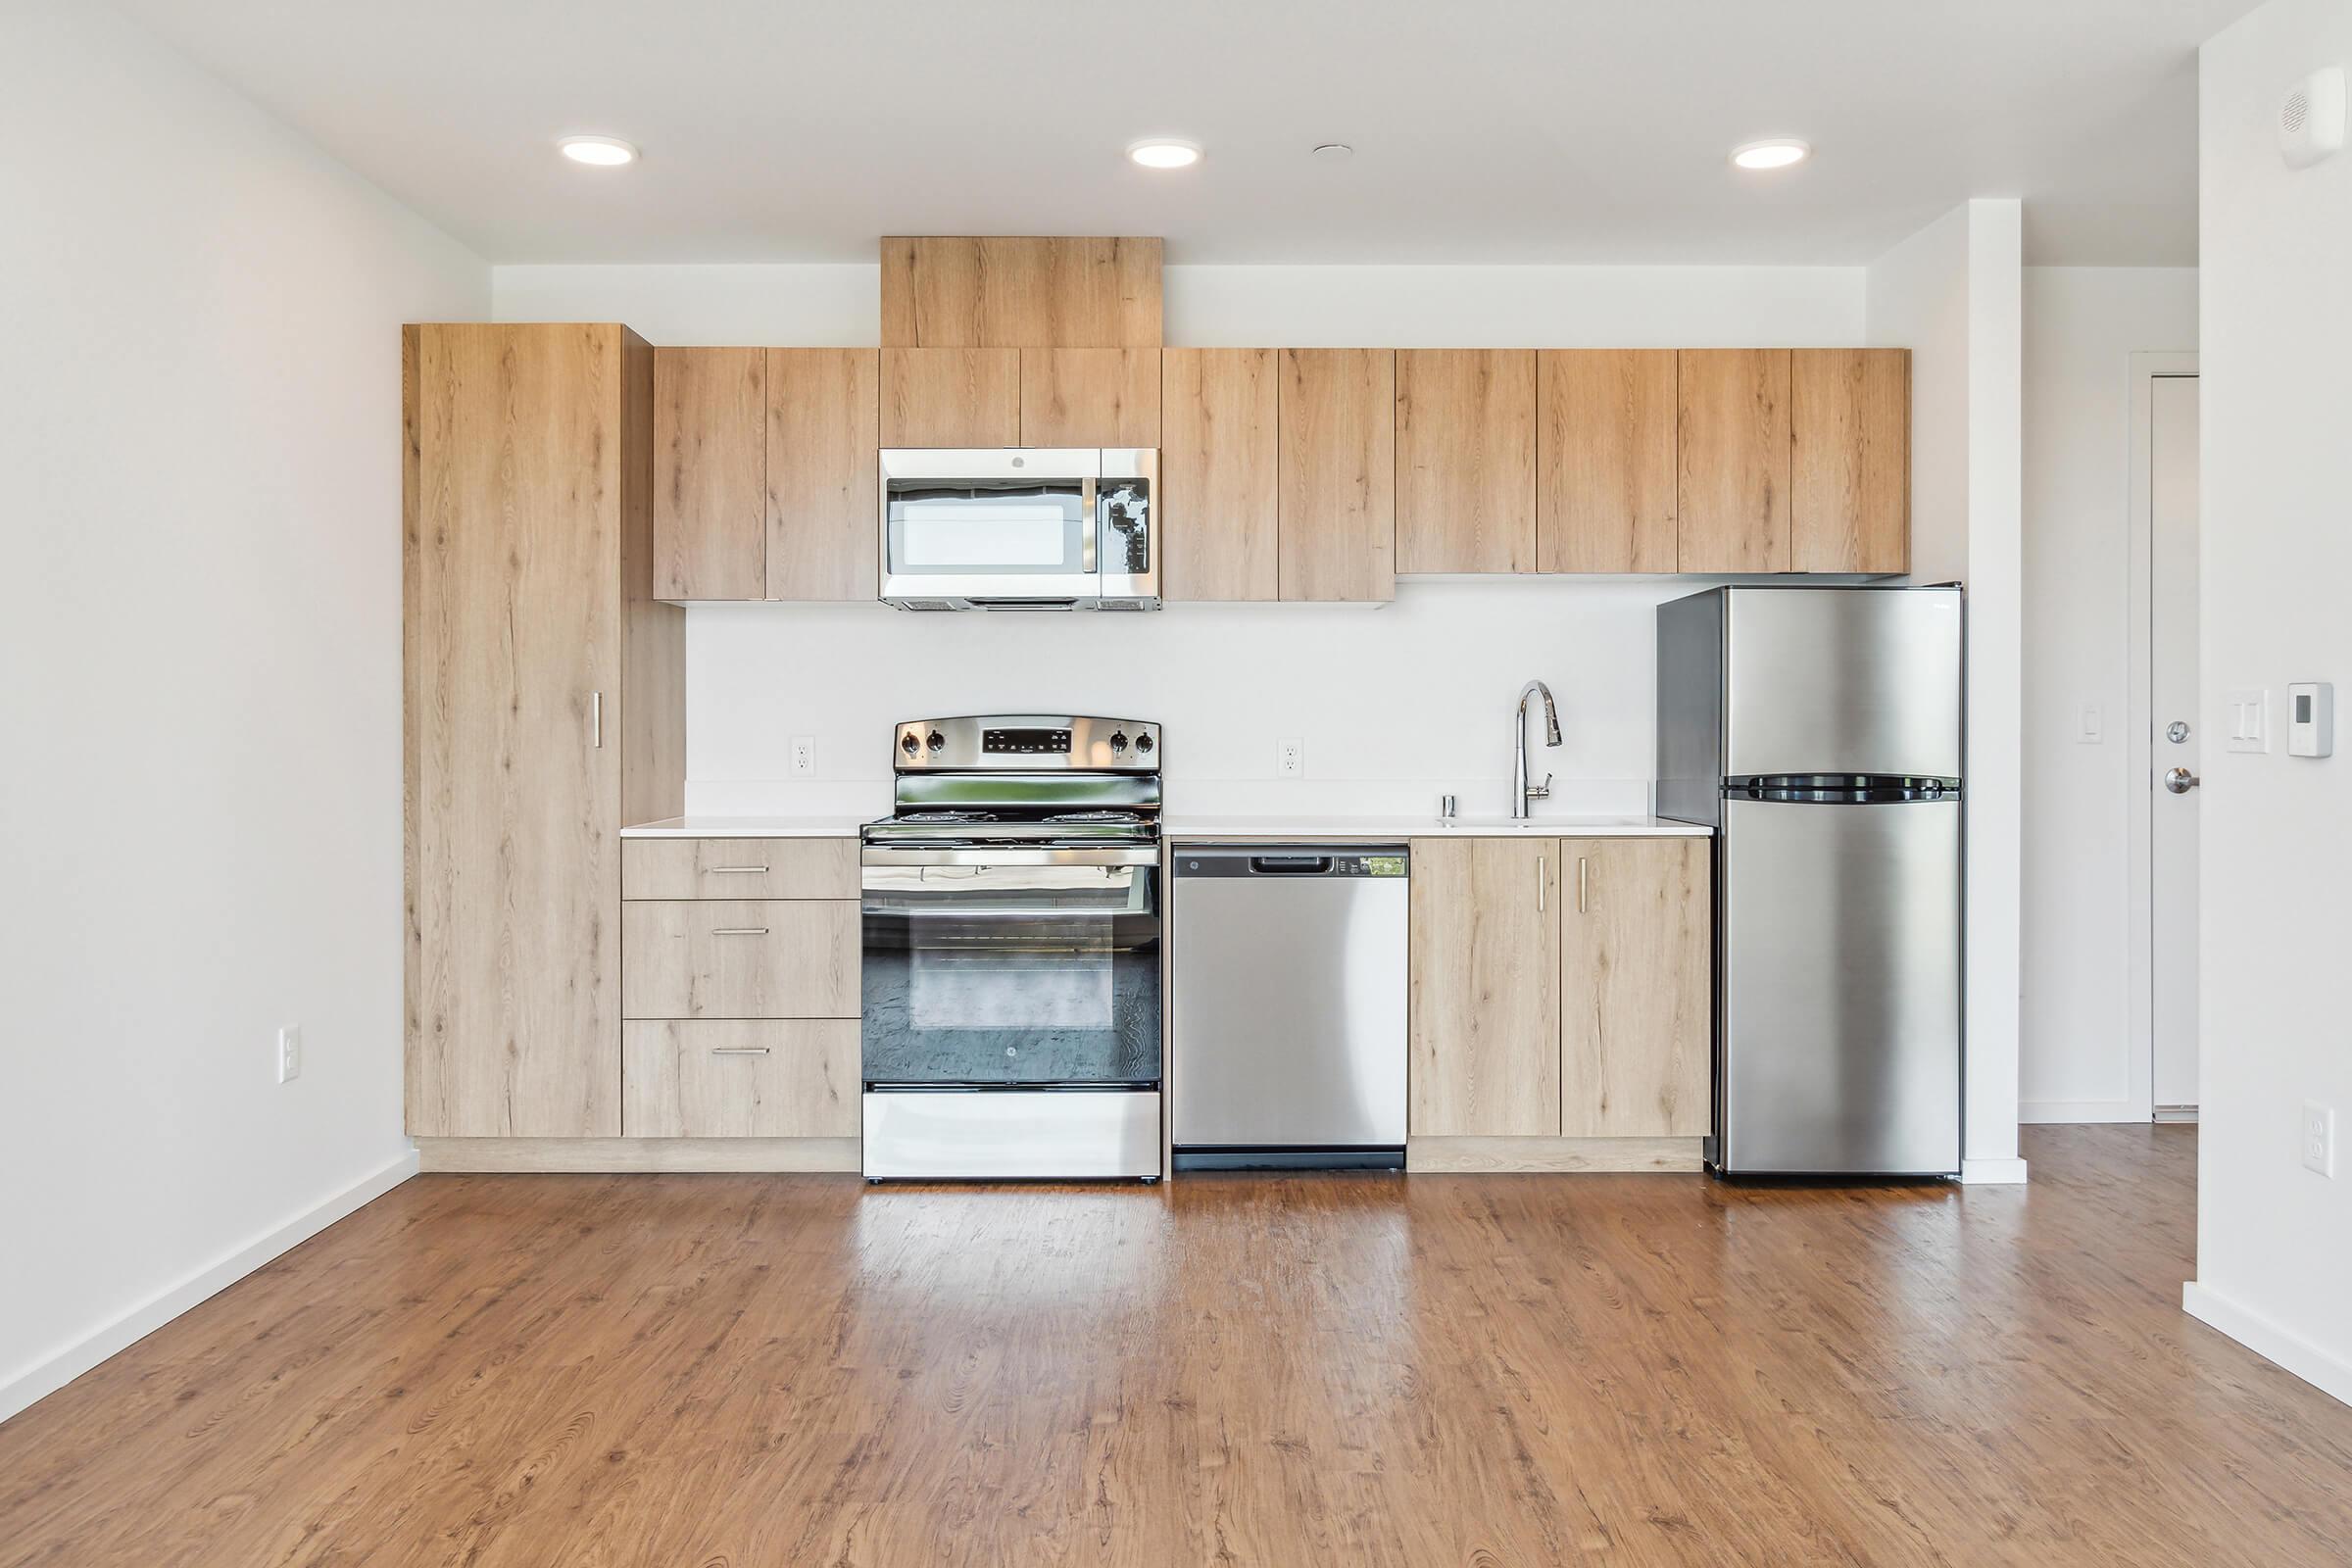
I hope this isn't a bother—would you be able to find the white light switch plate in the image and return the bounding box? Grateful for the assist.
[2078,705,2103,744]
[2226,688,2270,754]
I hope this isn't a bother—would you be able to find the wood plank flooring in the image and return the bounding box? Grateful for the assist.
[3,1126,2348,1566]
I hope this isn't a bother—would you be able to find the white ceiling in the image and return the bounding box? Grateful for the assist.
[121,0,2256,268]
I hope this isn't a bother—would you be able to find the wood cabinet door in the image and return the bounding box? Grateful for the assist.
[1538,349,1678,573]
[1559,838,1711,1138]
[766,348,878,600]
[652,347,766,600]
[1278,348,1396,601]
[1395,349,1537,573]
[1159,347,1279,602]
[1678,349,1791,572]
[1791,348,1910,573]
[408,324,623,1138]
[1408,836,1561,1137]
[879,347,1020,448]
[1020,348,1160,446]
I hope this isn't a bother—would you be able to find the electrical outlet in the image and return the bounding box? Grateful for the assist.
[277,1025,302,1084]
[790,736,816,777]
[1276,739,1304,778]
[2304,1102,2336,1177]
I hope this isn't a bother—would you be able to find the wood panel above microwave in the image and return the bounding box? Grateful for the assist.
[880,237,1163,349]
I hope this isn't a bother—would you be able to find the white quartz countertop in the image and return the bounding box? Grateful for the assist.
[1162,814,1710,840]
[621,816,865,838]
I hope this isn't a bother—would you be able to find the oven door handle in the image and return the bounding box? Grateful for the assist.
[861,845,1158,869]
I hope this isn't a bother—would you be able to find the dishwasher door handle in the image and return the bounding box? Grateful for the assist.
[1250,856,1333,875]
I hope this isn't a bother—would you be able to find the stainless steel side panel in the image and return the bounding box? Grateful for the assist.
[861,1090,1161,1179]
[1655,589,1726,826]
[1171,853,1409,1148]
[1723,588,1963,779]
[1719,797,1961,1175]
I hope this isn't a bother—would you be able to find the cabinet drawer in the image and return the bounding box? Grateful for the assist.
[622,900,859,1019]
[622,836,858,900]
[622,1019,859,1138]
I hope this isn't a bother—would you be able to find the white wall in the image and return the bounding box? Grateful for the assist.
[2019,269,2198,1122]
[0,3,487,1419]
[1865,200,2028,1183]
[2185,0,2352,1404]
[495,263,1865,817]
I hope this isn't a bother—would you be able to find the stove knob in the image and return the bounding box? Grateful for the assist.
[926,731,946,754]
[901,732,919,757]
[1108,731,1129,753]
[1135,732,1155,754]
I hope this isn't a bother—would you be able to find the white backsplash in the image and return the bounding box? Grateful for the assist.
[682,576,1704,821]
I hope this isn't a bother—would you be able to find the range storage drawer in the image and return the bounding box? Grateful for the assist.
[622,1019,860,1137]
[621,837,858,901]
[621,900,859,1019]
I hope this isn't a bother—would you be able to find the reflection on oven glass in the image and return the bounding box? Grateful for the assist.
[909,950,1114,1031]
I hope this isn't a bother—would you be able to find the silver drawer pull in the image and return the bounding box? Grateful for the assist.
[708,865,769,874]
[710,1046,771,1056]
[709,927,769,937]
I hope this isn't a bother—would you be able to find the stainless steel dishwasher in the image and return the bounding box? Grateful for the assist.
[1171,843,1409,1170]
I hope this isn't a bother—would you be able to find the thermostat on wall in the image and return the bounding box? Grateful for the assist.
[2288,681,2333,757]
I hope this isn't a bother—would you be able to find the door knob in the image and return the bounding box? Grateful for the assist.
[2164,766,2200,794]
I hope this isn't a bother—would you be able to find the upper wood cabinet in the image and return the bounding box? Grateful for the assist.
[1020,347,1160,446]
[1558,838,1711,1139]
[1395,349,1537,574]
[1538,349,1679,573]
[1791,348,1910,573]
[1678,349,1792,573]
[1409,836,1561,1137]
[1160,347,1279,602]
[880,347,1020,448]
[654,348,766,600]
[1278,348,1396,602]
[405,322,682,1139]
[880,236,1162,348]
[766,349,878,601]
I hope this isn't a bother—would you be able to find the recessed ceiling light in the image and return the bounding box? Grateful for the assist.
[559,135,639,167]
[1128,139,1202,170]
[1311,143,1354,163]
[1731,138,1810,171]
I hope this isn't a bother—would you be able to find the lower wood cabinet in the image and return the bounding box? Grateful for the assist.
[621,900,859,1020]
[622,1019,859,1138]
[1409,834,1712,1151]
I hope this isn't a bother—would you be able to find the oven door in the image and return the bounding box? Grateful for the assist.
[860,844,1162,1087]
[880,448,1101,605]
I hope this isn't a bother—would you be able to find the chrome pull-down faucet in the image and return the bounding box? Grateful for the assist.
[1512,680,1562,819]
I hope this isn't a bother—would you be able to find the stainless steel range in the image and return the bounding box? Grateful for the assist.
[859,715,1164,1181]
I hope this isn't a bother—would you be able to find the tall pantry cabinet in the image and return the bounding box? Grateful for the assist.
[403,323,683,1138]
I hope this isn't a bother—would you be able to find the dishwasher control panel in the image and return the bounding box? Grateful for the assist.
[1176,847,1409,878]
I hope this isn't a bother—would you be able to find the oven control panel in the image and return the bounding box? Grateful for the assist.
[893,715,1161,772]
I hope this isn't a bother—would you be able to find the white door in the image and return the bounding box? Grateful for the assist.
[2150,374,2200,1113]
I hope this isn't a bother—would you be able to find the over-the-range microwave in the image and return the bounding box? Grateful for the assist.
[878,448,1158,611]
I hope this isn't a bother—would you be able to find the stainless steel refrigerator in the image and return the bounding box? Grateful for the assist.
[1657,586,1963,1177]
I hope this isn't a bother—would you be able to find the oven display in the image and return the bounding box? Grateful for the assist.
[983,727,1072,755]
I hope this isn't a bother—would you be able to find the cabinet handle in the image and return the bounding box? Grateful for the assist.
[709,927,769,937]
[591,691,604,750]
[708,865,769,874]
[1538,855,1545,912]
[710,1046,771,1056]
[1578,856,1589,913]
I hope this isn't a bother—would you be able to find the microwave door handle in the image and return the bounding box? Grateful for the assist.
[1080,476,1098,574]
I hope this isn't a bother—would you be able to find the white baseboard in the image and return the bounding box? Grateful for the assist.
[2182,1282,2352,1407]
[0,1147,418,1426]
[1959,1156,2030,1184]
[2020,1099,2146,1124]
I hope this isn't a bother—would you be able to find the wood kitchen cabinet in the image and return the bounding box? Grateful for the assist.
[1538,349,1679,573]
[653,347,766,600]
[766,348,879,600]
[1558,838,1711,1138]
[880,236,1162,349]
[1159,347,1279,601]
[1791,348,1910,573]
[404,322,682,1139]
[1408,836,1561,1137]
[1395,349,1537,573]
[1020,347,1159,446]
[1678,348,1791,572]
[1278,348,1396,602]
[880,346,1020,447]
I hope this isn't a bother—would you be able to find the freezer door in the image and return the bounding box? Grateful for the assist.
[1723,588,1963,780]
[1719,796,1962,1174]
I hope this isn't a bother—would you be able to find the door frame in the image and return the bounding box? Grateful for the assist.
[2125,352,2199,1124]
